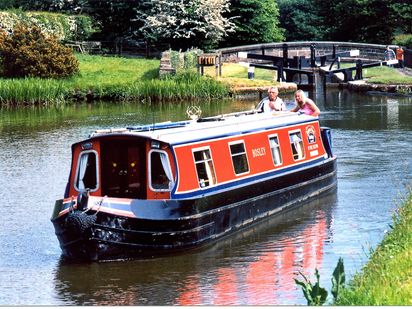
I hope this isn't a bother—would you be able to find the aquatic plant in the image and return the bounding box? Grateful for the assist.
[295,257,345,305]
[295,269,328,305]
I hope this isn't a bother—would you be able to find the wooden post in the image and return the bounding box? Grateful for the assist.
[310,44,316,67]
[219,54,222,76]
[355,60,363,80]
[282,43,288,68]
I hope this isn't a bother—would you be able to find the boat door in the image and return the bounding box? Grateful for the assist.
[100,139,146,199]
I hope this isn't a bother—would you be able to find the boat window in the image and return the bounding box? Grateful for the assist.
[229,141,249,175]
[193,148,217,188]
[149,150,174,191]
[289,131,305,161]
[75,151,98,192]
[269,135,282,166]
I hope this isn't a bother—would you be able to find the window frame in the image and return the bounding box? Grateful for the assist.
[74,150,99,192]
[268,134,283,166]
[148,149,173,192]
[192,146,217,188]
[228,140,250,176]
[289,130,306,161]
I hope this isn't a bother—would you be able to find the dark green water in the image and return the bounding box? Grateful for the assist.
[0,90,411,305]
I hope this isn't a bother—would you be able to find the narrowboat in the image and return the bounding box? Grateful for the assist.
[51,107,337,261]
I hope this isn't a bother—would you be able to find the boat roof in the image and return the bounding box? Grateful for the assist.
[89,111,318,146]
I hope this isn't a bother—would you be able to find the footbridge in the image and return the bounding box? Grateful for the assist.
[215,42,411,86]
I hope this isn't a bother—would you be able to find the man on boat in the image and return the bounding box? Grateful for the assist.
[290,89,320,117]
[263,86,286,113]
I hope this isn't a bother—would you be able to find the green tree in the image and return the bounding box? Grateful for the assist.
[13,0,88,12]
[221,0,284,47]
[0,0,17,9]
[390,0,412,34]
[14,0,142,41]
[278,0,323,41]
[314,0,395,44]
[82,1,142,41]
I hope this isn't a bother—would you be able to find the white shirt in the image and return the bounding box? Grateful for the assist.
[263,97,286,113]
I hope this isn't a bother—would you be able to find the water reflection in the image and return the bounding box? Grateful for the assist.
[320,89,412,130]
[53,190,336,306]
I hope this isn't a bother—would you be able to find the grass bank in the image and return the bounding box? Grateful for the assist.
[0,54,231,107]
[335,191,412,305]
[363,66,412,84]
[340,63,412,84]
[0,54,411,107]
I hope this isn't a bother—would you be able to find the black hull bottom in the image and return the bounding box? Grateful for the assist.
[52,158,337,261]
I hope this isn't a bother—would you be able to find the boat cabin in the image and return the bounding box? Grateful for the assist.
[65,111,330,202]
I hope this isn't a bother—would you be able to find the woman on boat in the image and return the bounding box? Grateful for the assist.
[290,89,320,117]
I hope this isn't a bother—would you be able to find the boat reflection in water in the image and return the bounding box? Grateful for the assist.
[53,189,336,306]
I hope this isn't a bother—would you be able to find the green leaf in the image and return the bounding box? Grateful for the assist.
[331,257,346,300]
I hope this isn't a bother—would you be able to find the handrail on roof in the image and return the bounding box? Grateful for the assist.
[196,109,263,122]
[89,108,306,138]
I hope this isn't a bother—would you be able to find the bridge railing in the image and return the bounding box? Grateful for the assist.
[215,42,407,66]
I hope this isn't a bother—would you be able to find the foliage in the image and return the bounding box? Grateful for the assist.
[183,49,202,69]
[14,0,138,41]
[390,1,412,34]
[295,269,328,305]
[5,0,412,47]
[221,0,284,47]
[0,10,95,41]
[295,258,346,305]
[0,0,17,10]
[331,257,345,300]
[278,0,323,41]
[167,49,203,71]
[80,1,141,41]
[313,0,398,44]
[136,0,236,51]
[393,33,412,49]
[0,23,79,78]
[13,0,87,12]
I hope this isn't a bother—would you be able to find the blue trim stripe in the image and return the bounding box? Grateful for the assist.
[171,156,327,200]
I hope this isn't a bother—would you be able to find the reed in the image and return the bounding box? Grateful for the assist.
[0,78,68,106]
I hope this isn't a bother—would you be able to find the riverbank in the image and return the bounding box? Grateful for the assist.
[0,54,410,107]
[0,54,293,107]
[335,191,412,305]
[331,67,412,96]
[0,54,230,107]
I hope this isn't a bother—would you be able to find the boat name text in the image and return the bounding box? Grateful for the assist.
[252,147,266,157]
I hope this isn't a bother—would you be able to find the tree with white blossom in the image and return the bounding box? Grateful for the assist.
[137,0,236,50]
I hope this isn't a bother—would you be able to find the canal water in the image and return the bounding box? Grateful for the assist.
[0,89,411,305]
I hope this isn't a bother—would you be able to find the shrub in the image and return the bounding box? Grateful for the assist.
[0,22,79,78]
[393,34,412,49]
[168,48,203,71]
